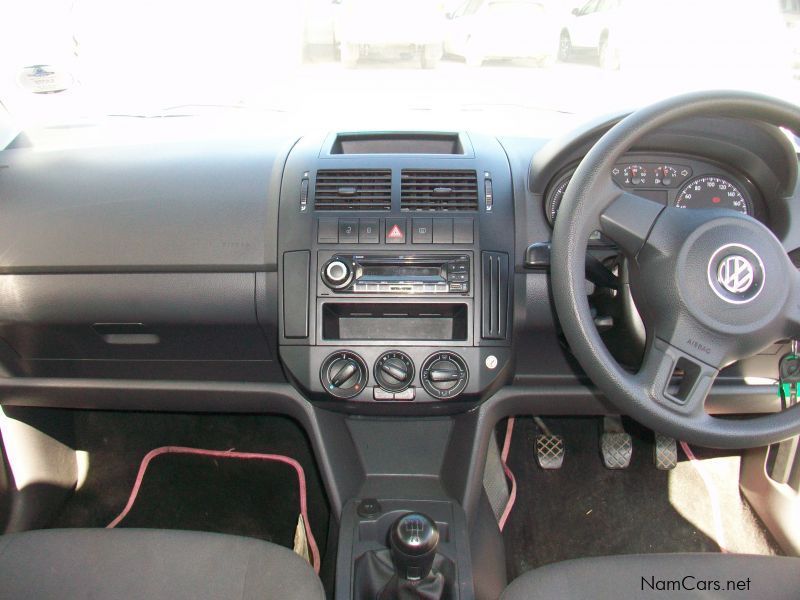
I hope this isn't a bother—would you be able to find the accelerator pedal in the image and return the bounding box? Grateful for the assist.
[653,434,678,470]
[600,416,632,469]
[533,417,565,470]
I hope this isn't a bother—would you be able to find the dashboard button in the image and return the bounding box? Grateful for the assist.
[448,272,468,282]
[386,218,406,244]
[373,386,394,400]
[394,387,416,401]
[433,219,453,244]
[318,218,338,243]
[453,218,473,244]
[412,218,433,244]
[339,220,359,243]
[359,219,379,243]
[448,262,467,273]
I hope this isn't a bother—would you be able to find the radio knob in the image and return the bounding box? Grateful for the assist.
[323,259,353,290]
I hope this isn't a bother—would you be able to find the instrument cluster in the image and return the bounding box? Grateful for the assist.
[545,154,759,227]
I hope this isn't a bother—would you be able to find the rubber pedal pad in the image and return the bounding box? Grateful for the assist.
[600,432,632,469]
[535,434,565,470]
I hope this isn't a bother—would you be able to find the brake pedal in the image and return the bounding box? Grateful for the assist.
[653,434,677,470]
[600,416,632,469]
[535,434,565,470]
[533,417,564,470]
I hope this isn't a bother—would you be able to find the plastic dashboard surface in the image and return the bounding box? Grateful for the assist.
[0,116,794,415]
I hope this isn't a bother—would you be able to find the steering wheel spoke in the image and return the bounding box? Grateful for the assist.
[637,338,719,417]
[598,183,665,257]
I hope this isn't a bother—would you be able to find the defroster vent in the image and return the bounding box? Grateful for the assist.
[314,169,392,210]
[401,170,478,211]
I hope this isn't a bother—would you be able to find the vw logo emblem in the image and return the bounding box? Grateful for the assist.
[707,243,765,304]
[717,255,754,294]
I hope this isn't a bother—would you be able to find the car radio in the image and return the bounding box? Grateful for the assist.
[320,254,470,294]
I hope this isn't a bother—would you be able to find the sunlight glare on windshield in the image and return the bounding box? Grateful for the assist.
[1,0,798,138]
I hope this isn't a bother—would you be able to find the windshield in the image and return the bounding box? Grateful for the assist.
[1,0,799,142]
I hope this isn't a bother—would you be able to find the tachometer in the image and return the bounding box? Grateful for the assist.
[675,176,751,215]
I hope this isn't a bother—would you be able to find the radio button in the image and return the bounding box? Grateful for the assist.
[359,219,379,244]
[449,283,468,293]
[447,262,468,274]
[339,219,359,243]
[448,272,468,282]
[412,218,433,244]
[385,219,406,244]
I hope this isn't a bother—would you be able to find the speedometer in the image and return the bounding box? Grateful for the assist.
[675,176,751,215]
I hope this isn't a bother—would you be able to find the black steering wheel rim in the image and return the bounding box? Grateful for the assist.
[551,90,800,448]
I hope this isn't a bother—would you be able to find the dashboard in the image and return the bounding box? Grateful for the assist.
[0,113,796,417]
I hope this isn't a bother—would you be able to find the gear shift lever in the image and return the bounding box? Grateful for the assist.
[389,513,440,581]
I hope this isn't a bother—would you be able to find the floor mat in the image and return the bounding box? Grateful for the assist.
[49,411,329,556]
[501,417,782,581]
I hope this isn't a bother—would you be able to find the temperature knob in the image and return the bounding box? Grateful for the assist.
[321,351,368,399]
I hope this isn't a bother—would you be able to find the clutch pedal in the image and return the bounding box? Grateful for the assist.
[600,416,632,469]
[653,434,678,470]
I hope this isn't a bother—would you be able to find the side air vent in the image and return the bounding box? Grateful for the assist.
[481,252,509,340]
[314,169,392,210]
[400,170,479,211]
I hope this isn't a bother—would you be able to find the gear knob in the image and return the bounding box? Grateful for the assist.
[389,513,439,581]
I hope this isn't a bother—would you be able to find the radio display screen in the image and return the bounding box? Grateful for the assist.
[362,265,441,278]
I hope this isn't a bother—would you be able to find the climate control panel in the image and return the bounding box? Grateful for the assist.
[310,348,483,403]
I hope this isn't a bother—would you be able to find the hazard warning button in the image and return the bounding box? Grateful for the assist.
[385,219,406,244]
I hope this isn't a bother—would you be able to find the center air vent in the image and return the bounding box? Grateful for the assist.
[401,170,478,211]
[314,169,392,210]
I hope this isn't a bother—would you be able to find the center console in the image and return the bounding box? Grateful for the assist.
[278,131,514,409]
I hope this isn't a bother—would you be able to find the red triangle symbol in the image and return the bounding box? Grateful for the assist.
[388,224,403,239]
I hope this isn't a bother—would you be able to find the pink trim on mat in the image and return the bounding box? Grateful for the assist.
[498,417,517,532]
[106,446,321,573]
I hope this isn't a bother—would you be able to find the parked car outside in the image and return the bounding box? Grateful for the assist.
[560,0,792,78]
[444,0,561,67]
[782,0,800,71]
[334,0,445,68]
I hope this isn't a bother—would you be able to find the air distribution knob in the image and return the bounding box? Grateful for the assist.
[322,258,353,290]
[420,352,468,399]
[389,513,440,581]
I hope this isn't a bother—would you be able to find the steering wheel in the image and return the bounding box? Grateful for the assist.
[551,91,800,448]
